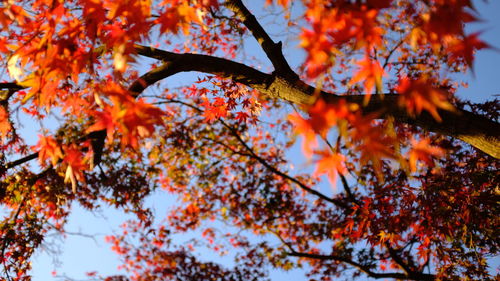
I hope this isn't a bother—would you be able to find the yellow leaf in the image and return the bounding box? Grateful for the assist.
[65,165,77,193]
[113,44,127,72]
[7,54,23,81]
[17,72,36,88]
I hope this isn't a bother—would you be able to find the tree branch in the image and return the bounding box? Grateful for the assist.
[288,251,435,281]
[134,45,500,158]
[3,44,499,173]
[155,97,348,207]
[0,83,25,91]
[219,119,350,209]
[223,0,297,78]
[3,152,39,171]
[386,243,414,276]
[339,173,360,205]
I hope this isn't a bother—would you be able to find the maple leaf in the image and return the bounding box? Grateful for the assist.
[300,28,337,78]
[157,3,201,35]
[396,77,454,122]
[447,32,490,70]
[81,0,106,40]
[234,111,249,123]
[349,56,385,102]
[87,82,165,148]
[63,145,88,193]
[289,99,351,157]
[408,138,445,172]
[349,113,397,175]
[87,109,116,142]
[36,135,63,166]
[121,98,165,148]
[288,112,318,158]
[422,1,477,39]
[351,8,384,49]
[313,150,347,186]
[0,37,9,53]
[0,106,11,140]
[307,99,341,138]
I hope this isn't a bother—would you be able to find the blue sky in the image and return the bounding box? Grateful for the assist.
[28,1,500,280]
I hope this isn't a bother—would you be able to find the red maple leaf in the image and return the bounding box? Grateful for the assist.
[447,32,490,69]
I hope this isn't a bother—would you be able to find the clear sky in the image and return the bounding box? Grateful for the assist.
[29,1,500,280]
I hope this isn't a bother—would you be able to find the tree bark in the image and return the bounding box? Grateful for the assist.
[133,45,500,159]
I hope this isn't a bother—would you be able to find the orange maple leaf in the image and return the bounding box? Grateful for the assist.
[121,98,165,148]
[349,56,385,102]
[300,28,336,78]
[36,135,63,166]
[289,99,351,157]
[288,112,318,158]
[408,138,444,172]
[87,109,115,140]
[422,1,476,40]
[307,99,342,137]
[0,106,11,140]
[157,4,201,35]
[313,150,347,186]
[396,77,454,122]
[87,82,165,148]
[349,113,396,175]
[351,8,384,49]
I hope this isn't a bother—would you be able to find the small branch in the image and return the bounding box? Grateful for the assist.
[382,39,404,69]
[3,152,39,171]
[160,97,350,208]
[219,120,350,209]
[224,0,297,78]
[339,174,360,205]
[288,251,435,280]
[386,243,413,275]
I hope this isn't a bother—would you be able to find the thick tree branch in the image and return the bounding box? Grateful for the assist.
[134,45,500,158]
[3,45,499,170]
[0,83,25,91]
[0,82,26,104]
[221,0,499,157]
[329,93,500,159]
[134,45,271,92]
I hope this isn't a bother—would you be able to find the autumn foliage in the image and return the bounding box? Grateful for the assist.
[0,0,499,280]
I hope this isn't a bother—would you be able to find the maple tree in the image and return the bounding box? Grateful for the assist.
[0,0,499,280]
